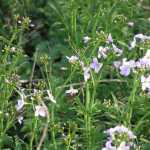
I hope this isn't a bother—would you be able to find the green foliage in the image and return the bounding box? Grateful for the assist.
[0,0,150,149]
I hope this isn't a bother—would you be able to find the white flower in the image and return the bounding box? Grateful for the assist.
[98,46,109,59]
[66,56,79,64]
[83,67,90,82]
[11,47,16,52]
[16,99,24,111]
[35,105,47,117]
[47,90,56,103]
[18,116,23,124]
[127,22,134,27]
[117,142,129,150]
[65,86,78,96]
[141,75,150,91]
[83,36,91,43]
[129,39,136,50]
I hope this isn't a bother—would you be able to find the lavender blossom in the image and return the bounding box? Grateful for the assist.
[119,59,136,76]
[136,50,150,69]
[106,34,113,44]
[112,44,123,56]
[103,125,136,150]
[90,58,102,73]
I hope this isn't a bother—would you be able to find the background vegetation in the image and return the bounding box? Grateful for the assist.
[0,0,150,149]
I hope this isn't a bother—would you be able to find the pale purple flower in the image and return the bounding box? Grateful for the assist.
[66,56,79,64]
[65,86,78,96]
[90,58,102,73]
[18,116,23,124]
[98,46,109,59]
[119,59,136,76]
[16,99,24,111]
[83,67,90,82]
[35,105,47,117]
[106,34,113,44]
[141,75,150,91]
[136,58,150,69]
[112,44,123,56]
[136,50,150,69]
[103,125,136,150]
[83,36,91,44]
[120,65,130,76]
[134,33,150,41]
[106,125,136,139]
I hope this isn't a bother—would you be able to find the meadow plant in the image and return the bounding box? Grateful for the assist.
[0,0,150,150]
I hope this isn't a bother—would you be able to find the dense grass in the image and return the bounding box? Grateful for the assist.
[0,0,150,149]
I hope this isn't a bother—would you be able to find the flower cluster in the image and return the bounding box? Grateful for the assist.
[66,55,103,82]
[102,125,136,150]
[114,58,136,77]
[129,33,150,50]
[15,89,56,124]
[66,33,124,82]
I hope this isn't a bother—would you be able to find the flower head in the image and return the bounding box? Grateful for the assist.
[90,58,103,73]
[98,46,109,59]
[16,99,24,111]
[141,75,150,91]
[83,67,91,82]
[119,59,135,76]
[103,125,136,150]
[106,34,113,44]
[35,105,47,117]
[18,116,23,124]
[136,50,150,69]
[65,86,78,96]
[127,22,134,27]
[83,36,91,44]
[66,56,79,64]
[112,44,123,56]
[129,34,150,50]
